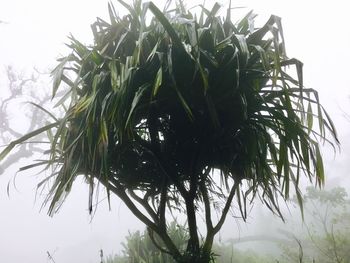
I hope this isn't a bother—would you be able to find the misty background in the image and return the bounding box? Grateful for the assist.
[1,0,349,262]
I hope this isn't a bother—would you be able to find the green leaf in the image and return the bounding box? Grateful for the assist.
[295,185,304,220]
[51,64,64,99]
[322,106,339,143]
[237,10,254,34]
[203,3,221,27]
[90,50,104,65]
[73,96,93,114]
[307,102,313,132]
[146,40,160,63]
[18,160,50,172]
[152,67,163,96]
[247,15,280,45]
[249,44,270,70]
[147,2,186,54]
[0,122,60,162]
[315,144,325,186]
[198,62,209,91]
[108,2,117,25]
[231,34,249,65]
[116,0,138,19]
[53,88,73,108]
[277,139,286,177]
[174,86,193,121]
[99,118,109,146]
[109,60,119,91]
[125,83,150,128]
[28,102,58,122]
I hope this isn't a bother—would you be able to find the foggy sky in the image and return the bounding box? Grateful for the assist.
[1,0,349,262]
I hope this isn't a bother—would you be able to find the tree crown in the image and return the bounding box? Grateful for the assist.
[0,0,339,251]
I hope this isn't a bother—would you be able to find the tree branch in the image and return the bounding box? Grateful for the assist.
[105,179,182,259]
[200,179,213,232]
[185,195,200,254]
[200,168,214,258]
[105,181,157,229]
[128,190,159,223]
[147,227,172,255]
[213,180,240,234]
[159,180,167,231]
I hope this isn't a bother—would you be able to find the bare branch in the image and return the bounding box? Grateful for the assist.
[200,179,213,232]
[105,180,157,230]
[105,179,181,259]
[147,227,172,255]
[128,189,159,223]
[213,180,240,234]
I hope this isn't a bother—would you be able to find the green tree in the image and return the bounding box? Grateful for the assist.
[107,223,273,263]
[117,221,187,263]
[281,187,350,263]
[0,1,338,262]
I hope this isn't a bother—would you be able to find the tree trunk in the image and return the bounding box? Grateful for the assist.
[185,197,200,255]
[176,250,212,263]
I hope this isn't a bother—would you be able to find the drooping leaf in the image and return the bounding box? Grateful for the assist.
[0,122,60,162]
[152,67,163,96]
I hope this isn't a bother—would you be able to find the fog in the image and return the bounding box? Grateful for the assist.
[1,0,349,262]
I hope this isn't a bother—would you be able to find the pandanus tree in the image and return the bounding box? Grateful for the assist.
[0,1,339,262]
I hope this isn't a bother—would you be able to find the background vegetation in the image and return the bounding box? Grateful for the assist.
[100,187,350,263]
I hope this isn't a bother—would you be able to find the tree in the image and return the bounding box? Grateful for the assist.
[279,187,350,263]
[0,1,339,262]
[108,222,273,263]
[0,66,51,175]
[116,221,187,263]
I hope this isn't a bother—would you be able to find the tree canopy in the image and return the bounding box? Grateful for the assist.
[0,1,339,262]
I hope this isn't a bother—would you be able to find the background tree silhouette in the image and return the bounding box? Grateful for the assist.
[0,1,339,262]
[0,66,52,175]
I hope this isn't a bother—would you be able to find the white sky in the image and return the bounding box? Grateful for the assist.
[1,0,350,262]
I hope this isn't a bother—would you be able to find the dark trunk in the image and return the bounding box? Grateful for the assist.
[185,197,200,255]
